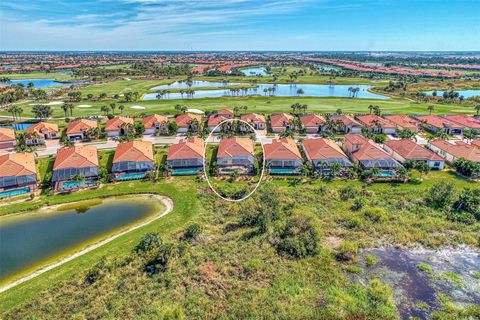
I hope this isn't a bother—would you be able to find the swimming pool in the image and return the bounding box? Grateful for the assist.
[117,172,146,180]
[172,168,202,175]
[60,179,95,190]
[0,187,30,199]
[269,168,299,175]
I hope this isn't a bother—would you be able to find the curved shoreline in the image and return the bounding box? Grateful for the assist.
[0,194,174,293]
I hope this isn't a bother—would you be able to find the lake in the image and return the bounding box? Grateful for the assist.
[241,67,269,76]
[0,196,162,281]
[144,81,387,100]
[424,90,480,99]
[0,79,72,88]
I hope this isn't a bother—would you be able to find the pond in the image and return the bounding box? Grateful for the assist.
[144,81,387,100]
[241,67,269,76]
[356,247,480,320]
[0,196,163,281]
[424,90,480,99]
[0,79,73,88]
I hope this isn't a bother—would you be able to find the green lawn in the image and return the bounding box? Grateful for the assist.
[0,71,82,82]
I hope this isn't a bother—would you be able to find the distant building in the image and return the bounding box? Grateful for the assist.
[105,116,135,137]
[240,113,266,130]
[142,114,169,135]
[415,115,463,135]
[25,122,59,145]
[299,114,326,133]
[270,113,296,133]
[175,114,203,133]
[112,141,155,180]
[443,114,480,131]
[383,114,420,132]
[264,138,303,174]
[52,146,99,191]
[208,114,228,133]
[0,127,16,149]
[328,115,362,133]
[0,152,37,198]
[217,109,235,119]
[383,139,445,169]
[167,137,205,175]
[66,119,97,140]
[302,138,352,174]
[356,114,396,134]
[428,140,480,163]
[217,137,255,174]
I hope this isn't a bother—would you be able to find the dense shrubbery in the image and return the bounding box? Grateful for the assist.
[135,232,162,254]
[274,216,319,258]
[453,158,480,178]
[181,223,203,241]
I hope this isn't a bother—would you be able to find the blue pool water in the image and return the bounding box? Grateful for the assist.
[0,187,30,199]
[0,79,67,88]
[269,168,299,175]
[144,81,387,100]
[117,172,146,180]
[242,67,269,76]
[12,123,35,130]
[172,168,202,175]
[150,80,232,90]
[376,170,397,177]
[424,90,480,99]
[60,179,95,189]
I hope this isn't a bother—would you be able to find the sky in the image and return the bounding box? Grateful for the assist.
[0,0,479,51]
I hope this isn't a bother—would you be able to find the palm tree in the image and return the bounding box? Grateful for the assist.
[119,105,125,114]
[296,88,304,96]
[336,109,342,115]
[368,105,374,114]
[61,104,69,118]
[427,105,435,115]
[330,162,342,176]
[474,105,480,116]
[110,103,116,114]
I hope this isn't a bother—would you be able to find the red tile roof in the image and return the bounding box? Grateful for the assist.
[217,137,254,158]
[384,139,443,161]
[217,109,234,116]
[53,146,98,170]
[330,115,360,127]
[240,113,265,124]
[300,114,325,127]
[344,133,369,145]
[264,138,302,160]
[430,140,480,162]
[26,122,59,135]
[142,114,168,129]
[0,127,15,142]
[352,141,394,161]
[0,152,36,177]
[357,114,395,129]
[66,119,97,135]
[105,116,134,132]
[208,114,227,127]
[443,114,480,130]
[303,138,349,161]
[416,115,462,129]
[270,113,294,127]
[113,141,154,163]
[175,114,203,127]
[383,115,419,131]
[167,137,204,160]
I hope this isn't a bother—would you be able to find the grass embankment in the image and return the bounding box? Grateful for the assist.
[1,171,478,318]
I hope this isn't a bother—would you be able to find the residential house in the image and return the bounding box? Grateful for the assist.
[52,146,99,191]
[166,137,205,175]
[328,115,362,133]
[270,113,296,133]
[105,116,135,137]
[383,139,445,169]
[383,114,420,132]
[443,114,480,131]
[302,138,352,174]
[112,141,155,180]
[142,114,169,135]
[25,122,59,145]
[0,152,37,198]
[216,137,255,174]
[176,114,203,133]
[356,114,396,134]
[217,109,235,119]
[415,115,463,135]
[240,113,266,130]
[428,140,480,163]
[66,119,97,140]
[343,134,402,177]
[264,138,303,174]
[208,114,228,133]
[299,114,326,133]
[0,127,16,149]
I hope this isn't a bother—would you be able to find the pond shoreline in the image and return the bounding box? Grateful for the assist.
[0,194,174,293]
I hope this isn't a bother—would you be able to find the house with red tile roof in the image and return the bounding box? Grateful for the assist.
[356,114,396,134]
[343,134,402,176]
[66,119,97,140]
[415,115,463,135]
[299,114,326,133]
[175,114,203,133]
[264,138,303,174]
[270,113,296,133]
[217,137,255,174]
[105,116,135,137]
[383,115,420,132]
[0,127,16,149]
[142,114,169,135]
[217,109,234,119]
[240,113,266,130]
[428,140,480,163]
[112,141,154,180]
[25,122,59,145]
[302,138,352,174]
[52,146,99,191]
[167,137,205,175]
[328,115,362,134]
[208,114,228,133]
[0,152,37,198]
[471,139,480,148]
[443,114,480,131]
[383,139,445,169]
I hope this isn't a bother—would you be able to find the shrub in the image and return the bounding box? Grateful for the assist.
[275,216,320,259]
[452,188,480,221]
[145,243,175,275]
[365,254,377,267]
[344,216,363,229]
[367,279,395,308]
[452,158,480,178]
[340,185,358,201]
[85,257,111,284]
[363,207,388,223]
[135,232,162,254]
[425,182,456,211]
[182,223,203,241]
[336,241,358,261]
[351,197,366,211]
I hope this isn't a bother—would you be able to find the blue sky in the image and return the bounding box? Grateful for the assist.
[1,0,479,51]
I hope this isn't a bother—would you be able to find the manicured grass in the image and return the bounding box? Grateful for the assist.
[78,79,176,96]
[1,71,81,82]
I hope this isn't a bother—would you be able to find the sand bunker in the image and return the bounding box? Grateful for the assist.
[187,108,204,114]
[77,104,92,108]
[130,105,145,109]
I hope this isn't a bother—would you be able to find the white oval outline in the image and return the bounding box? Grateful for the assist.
[203,118,265,202]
